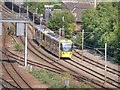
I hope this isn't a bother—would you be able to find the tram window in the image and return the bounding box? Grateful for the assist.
[55,43,57,51]
[43,34,45,40]
[60,43,62,50]
[60,43,72,52]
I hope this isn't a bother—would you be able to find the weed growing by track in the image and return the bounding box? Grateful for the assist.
[14,43,23,52]
[30,68,93,88]
[8,26,14,36]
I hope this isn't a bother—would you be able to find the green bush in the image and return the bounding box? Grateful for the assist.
[81,2,119,61]
[8,27,14,36]
[54,4,61,9]
[14,43,23,52]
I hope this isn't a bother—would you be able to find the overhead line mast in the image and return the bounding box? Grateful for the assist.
[94,0,97,8]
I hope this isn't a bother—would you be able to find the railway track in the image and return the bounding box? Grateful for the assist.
[2,53,32,89]
[0,77,19,88]
[5,49,62,74]
[62,58,119,88]
[26,11,119,89]
[2,2,120,88]
[1,23,33,89]
[72,50,120,86]
[26,25,105,88]
[26,22,98,84]
[1,3,64,75]
[0,6,97,88]
[28,20,119,88]
[26,39,119,86]
[73,50,120,76]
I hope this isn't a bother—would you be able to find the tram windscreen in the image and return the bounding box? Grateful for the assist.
[61,42,72,52]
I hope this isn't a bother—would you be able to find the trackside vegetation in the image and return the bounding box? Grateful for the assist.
[25,2,75,39]
[14,43,23,52]
[47,10,75,39]
[8,26,14,36]
[80,2,120,61]
[25,2,61,14]
[30,68,94,88]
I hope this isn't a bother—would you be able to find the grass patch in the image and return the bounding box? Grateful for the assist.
[8,26,14,36]
[14,43,23,52]
[30,68,94,88]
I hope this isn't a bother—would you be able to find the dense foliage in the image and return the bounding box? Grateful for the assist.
[81,2,119,61]
[25,2,75,39]
[25,2,61,14]
[47,10,75,39]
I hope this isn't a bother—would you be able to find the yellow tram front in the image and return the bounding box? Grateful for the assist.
[60,40,73,59]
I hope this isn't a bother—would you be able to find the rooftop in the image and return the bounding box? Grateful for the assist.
[62,2,94,23]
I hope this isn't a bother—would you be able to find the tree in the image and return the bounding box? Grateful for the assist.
[25,2,61,14]
[80,2,119,60]
[54,4,61,9]
[65,23,76,39]
[47,10,75,39]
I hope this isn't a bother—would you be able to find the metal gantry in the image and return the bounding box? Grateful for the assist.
[0,12,29,67]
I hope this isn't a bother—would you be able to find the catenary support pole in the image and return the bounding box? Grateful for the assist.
[39,14,41,46]
[27,6,28,19]
[59,29,61,60]
[36,8,38,14]
[33,13,34,39]
[0,13,2,90]
[62,16,64,37]
[104,43,107,85]
[25,23,27,67]
[94,0,97,8]
[82,29,84,61]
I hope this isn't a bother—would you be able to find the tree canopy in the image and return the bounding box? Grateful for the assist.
[25,2,61,14]
[80,2,119,61]
[24,2,75,39]
[47,10,75,39]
